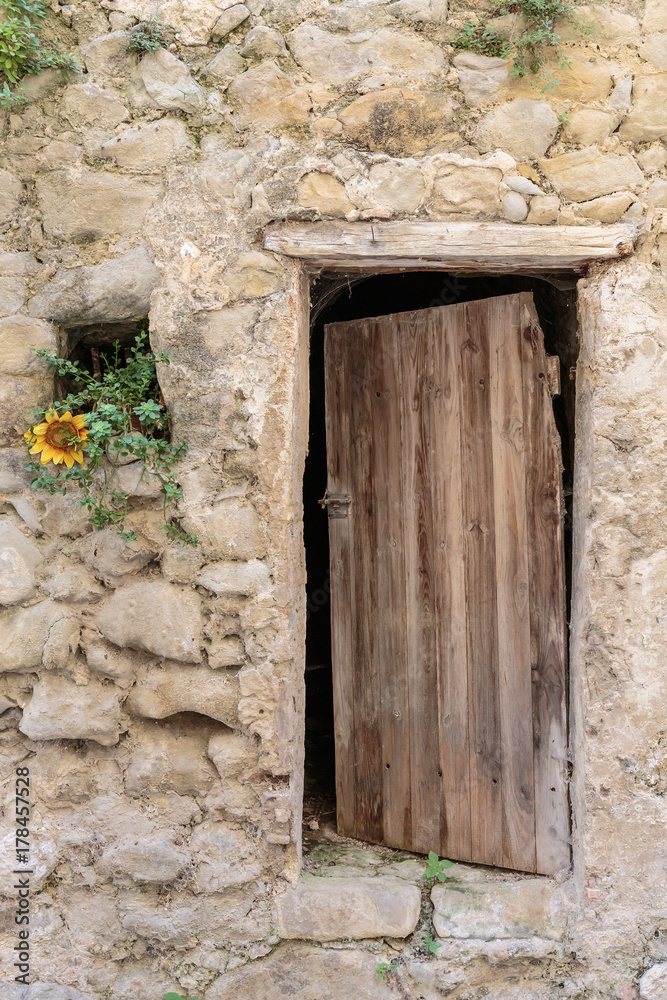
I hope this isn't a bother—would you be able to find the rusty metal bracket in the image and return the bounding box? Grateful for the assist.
[318,492,352,518]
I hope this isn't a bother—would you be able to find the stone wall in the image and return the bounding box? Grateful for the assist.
[1,0,667,997]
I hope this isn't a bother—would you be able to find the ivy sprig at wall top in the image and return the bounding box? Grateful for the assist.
[453,0,599,88]
[25,332,199,546]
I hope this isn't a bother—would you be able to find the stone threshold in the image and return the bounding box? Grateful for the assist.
[279,838,568,946]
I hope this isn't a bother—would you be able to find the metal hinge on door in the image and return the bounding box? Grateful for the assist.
[318,492,352,518]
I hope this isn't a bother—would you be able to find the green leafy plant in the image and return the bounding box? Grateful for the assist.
[0,0,78,107]
[422,852,454,884]
[25,332,198,545]
[375,958,400,982]
[164,993,199,1000]
[424,935,442,955]
[452,21,509,60]
[128,15,170,55]
[453,0,598,89]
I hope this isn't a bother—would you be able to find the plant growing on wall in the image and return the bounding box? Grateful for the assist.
[453,0,596,88]
[128,15,170,55]
[25,332,198,545]
[0,0,78,107]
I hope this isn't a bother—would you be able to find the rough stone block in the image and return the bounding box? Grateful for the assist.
[225,251,285,299]
[99,835,190,883]
[83,30,134,78]
[287,23,445,87]
[240,25,286,60]
[185,498,267,560]
[20,674,123,746]
[644,0,667,33]
[80,629,143,685]
[0,518,42,605]
[509,50,611,102]
[197,559,271,596]
[35,744,122,806]
[575,192,635,223]
[206,942,405,999]
[98,119,194,170]
[131,49,205,113]
[203,44,246,86]
[62,82,129,129]
[77,527,159,586]
[97,581,201,661]
[0,449,33,492]
[369,160,425,214]
[559,4,640,46]
[0,251,39,277]
[0,375,53,447]
[388,0,448,25]
[640,34,667,72]
[126,663,240,726]
[29,247,160,326]
[228,62,311,130]
[474,99,558,160]
[561,108,621,145]
[125,729,217,796]
[207,730,260,817]
[432,163,502,217]
[190,821,262,890]
[453,52,508,108]
[0,316,57,375]
[0,170,23,226]
[43,570,104,603]
[339,89,457,156]
[212,4,251,38]
[207,633,246,668]
[640,963,667,999]
[431,878,564,941]
[36,170,162,242]
[539,147,643,202]
[638,146,667,175]
[298,172,355,218]
[0,276,28,317]
[619,75,667,142]
[0,600,75,672]
[275,875,421,940]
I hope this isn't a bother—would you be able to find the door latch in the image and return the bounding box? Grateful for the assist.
[318,492,352,518]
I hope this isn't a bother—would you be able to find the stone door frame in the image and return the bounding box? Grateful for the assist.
[266,219,638,879]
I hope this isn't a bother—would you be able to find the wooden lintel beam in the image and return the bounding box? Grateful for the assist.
[262,221,638,273]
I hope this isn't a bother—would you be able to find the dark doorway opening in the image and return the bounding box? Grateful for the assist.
[302,270,578,842]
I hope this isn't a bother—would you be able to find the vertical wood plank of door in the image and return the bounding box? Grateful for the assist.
[519,293,570,875]
[346,321,383,842]
[398,312,440,855]
[431,303,472,862]
[488,294,536,872]
[459,299,503,868]
[368,317,411,850]
[324,324,357,837]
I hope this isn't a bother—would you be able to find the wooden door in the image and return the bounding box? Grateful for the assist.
[323,292,569,876]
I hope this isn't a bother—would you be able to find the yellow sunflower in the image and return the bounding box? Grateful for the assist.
[25,410,88,469]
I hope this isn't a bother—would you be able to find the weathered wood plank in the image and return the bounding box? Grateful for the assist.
[398,312,440,855]
[263,221,637,273]
[488,294,536,873]
[459,300,503,868]
[323,323,357,837]
[431,303,472,863]
[519,294,570,876]
[368,318,411,851]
